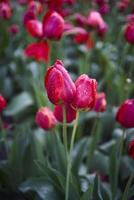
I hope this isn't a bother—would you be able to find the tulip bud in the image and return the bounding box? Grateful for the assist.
[24,41,49,63]
[25,20,43,38]
[45,60,76,104]
[116,99,134,128]
[54,103,76,123]
[8,24,19,35]
[23,10,36,27]
[35,107,57,130]
[124,23,134,44]
[94,92,106,112]
[74,31,89,44]
[0,95,7,113]
[0,2,12,19]
[87,10,107,36]
[128,140,134,159]
[72,74,97,111]
[73,13,87,27]
[43,11,64,40]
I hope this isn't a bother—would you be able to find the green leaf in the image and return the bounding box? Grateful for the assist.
[92,176,103,200]
[81,184,93,200]
[20,178,60,200]
[4,92,34,117]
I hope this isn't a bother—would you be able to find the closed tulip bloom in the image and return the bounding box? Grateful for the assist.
[87,10,107,36]
[116,99,134,128]
[43,11,64,40]
[0,2,12,19]
[26,20,43,38]
[72,74,97,111]
[124,23,134,44]
[54,103,76,123]
[24,41,49,63]
[128,140,134,159]
[0,95,7,113]
[74,31,89,44]
[45,60,76,105]
[35,107,57,130]
[94,92,106,112]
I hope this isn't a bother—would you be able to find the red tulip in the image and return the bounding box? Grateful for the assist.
[28,1,43,14]
[25,20,43,38]
[73,13,87,27]
[116,99,134,128]
[47,0,63,11]
[24,41,49,63]
[99,3,109,15]
[0,95,7,113]
[45,60,76,105]
[74,31,89,44]
[23,10,36,26]
[128,140,134,159]
[124,23,134,44]
[8,24,19,35]
[94,92,106,112]
[72,74,97,111]
[35,107,57,130]
[54,103,76,123]
[43,11,64,40]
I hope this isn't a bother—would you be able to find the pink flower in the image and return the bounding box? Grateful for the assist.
[35,107,57,130]
[0,2,12,19]
[124,23,134,44]
[45,60,76,105]
[24,41,49,63]
[128,140,134,159]
[54,103,76,123]
[87,10,108,36]
[72,74,97,111]
[25,20,43,38]
[43,11,64,40]
[116,99,134,128]
[0,94,7,113]
[94,92,106,112]
[8,24,19,35]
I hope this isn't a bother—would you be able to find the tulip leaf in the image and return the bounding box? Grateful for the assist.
[4,92,34,117]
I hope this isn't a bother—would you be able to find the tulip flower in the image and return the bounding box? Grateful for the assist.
[45,60,76,104]
[0,95,7,113]
[0,2,12,19]
[25,20,43,38]
[128,140,134,159]
[87,10,107,36]
[8,24,19,35]
[24,41,49,63]
[54,103,76,123]
[94,92,106,112]
[124,23,134,44]
[43,11,64,40]
[72,74,97,111]
[35,107,57,130]
[116,99,134,128]
[23,10,36,26]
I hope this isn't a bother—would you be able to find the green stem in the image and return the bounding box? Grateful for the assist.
[65,111,79,200]
[122,173,134,200]
[62,105,68,158]
[87,114,99,170]
[119,129,126,159]
[0,115,6,140]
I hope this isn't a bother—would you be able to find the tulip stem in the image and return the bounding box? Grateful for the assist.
[122,172,134,200]
[87,114,99,171]
[63,105,68,158]
[65,111,79,200]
